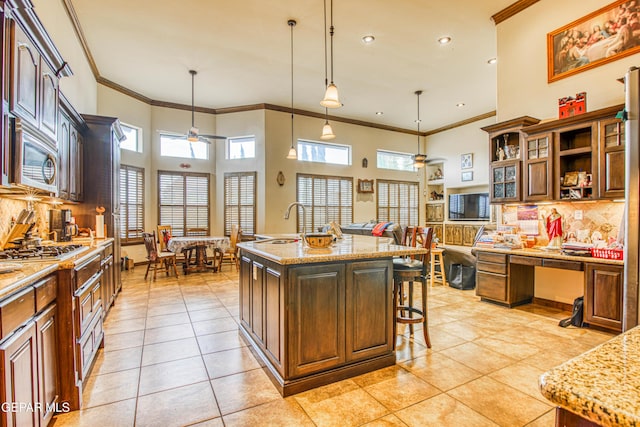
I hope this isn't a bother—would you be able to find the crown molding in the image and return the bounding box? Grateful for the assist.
[491,0,540,25]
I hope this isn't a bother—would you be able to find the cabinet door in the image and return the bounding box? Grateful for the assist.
[251,261,265,344]
[0,321,38,427]
[264,267,283,367]
[524,134,553,201]
[11,22,39,127]
[102,254,115,312]
[599,119,625,199]
[36,304,59,427]
[240,256,252,329]
[345,260,393,362]
[462,225,480,246]
[585,264,623,332]
[39,59,58,140]
[451,225,463,245]
[58,113,70,199]
[426,203,444,222]
[70,128,83,201]
[426,223,443,244]
[289,264,345,377]
[490,160,520,203]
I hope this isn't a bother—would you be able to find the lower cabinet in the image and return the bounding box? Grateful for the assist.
[584,263,623,333]
[475,252,535,307]
[35,304,59,427]
[239,253,394,396]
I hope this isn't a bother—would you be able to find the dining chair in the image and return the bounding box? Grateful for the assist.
[393,226,433,347]
[220,225,241,272]
[143,231,179,280]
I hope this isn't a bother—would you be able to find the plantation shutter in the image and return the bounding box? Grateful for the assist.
[158,171,209,237]
[224,172,256,237]
[377,179,419,227]
[296,174,353,232]
[119,165,144,243]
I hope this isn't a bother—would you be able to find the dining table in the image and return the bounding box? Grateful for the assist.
[167,236,230,274]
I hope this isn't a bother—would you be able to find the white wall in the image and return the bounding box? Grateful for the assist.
[497,0,639,121]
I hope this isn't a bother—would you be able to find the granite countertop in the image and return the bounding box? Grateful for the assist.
[539,325,640,426]
[472,246,624,266]
[0,237,114,300]
[238,234,427,265]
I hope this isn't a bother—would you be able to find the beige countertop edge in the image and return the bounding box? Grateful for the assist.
[473,246,624,266]
[0,240,111,300]
[0,263,59,300]
[539,326,640,426]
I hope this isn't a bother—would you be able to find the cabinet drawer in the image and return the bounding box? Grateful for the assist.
[542,259,583,271]
[102,243,113,258]
[476,252,506,264]
[477,261,507,275]
[0,287,35,339]
[34,275,57,312]
[476,271,507,302]
[510,255,542,266]
[78,284,93,334]
[77,306,103,380]
[75,254,101,290]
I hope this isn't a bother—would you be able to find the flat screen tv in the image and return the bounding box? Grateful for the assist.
[448,192,490,221]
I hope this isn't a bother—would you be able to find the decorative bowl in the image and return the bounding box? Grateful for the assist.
[303,233,334,248]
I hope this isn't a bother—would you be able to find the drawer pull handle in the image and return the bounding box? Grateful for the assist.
[18,298,25,304]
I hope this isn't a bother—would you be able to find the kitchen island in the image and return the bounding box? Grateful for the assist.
[539,325,640,426]
[237,234,426,396]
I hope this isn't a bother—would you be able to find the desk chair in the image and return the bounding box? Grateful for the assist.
[143,231,179,280]
[393,226,433,347]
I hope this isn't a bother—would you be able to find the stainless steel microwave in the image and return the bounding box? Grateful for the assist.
[11,117,58,194]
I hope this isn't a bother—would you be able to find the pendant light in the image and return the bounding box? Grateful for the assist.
[320,0,341,108]
[412,90,427,168]
[319,1,336,140]
[286,19,298,160]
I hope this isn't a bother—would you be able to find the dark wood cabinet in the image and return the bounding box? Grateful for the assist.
[101,241,116,313]
[239,252,395,396]
[35,304,58,427]
[599,118,625,199]
[10,20,39,128]
[585,263,623,333]
[58,94,85,201]
[475,251,535,307]
[490,160,521,202]
[524,133,553,201]
[554,122,598,200]
[0,321,38,427]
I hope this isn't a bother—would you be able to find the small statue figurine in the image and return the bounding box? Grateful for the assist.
[434,168,443,179]
[497,146,505,161]
[546,208,564,248]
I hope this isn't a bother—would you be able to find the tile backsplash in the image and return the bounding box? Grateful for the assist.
[502,201,624,245]
[0,196,55,242]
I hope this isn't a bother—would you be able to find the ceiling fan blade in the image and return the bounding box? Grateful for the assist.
[199,134,227,140]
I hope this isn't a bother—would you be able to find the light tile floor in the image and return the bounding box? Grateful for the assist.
[51,266,613,427]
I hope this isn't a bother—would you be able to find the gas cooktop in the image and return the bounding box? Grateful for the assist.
[0,244,87,261]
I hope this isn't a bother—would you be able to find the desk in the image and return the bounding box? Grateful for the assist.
[167,236,230,273]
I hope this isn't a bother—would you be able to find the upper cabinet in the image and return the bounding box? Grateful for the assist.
[482,117,540,204]
[6,0,71,146]
[58,94,85,202]
[484,105,624,204]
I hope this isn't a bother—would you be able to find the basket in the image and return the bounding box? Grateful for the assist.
[590,248,624,260]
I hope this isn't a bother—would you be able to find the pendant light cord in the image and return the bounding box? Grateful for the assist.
[324,0,328,88]
[289,20,296,147]
[329,0,335,84]
[191,70,196,127]
[416,90,422,152]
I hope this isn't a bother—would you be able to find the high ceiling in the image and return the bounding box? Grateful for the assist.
[68,0,517,133]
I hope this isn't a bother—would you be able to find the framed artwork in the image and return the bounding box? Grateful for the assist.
[461,153,473,169]
[548,0,640,83]
[563,171,579,187]
[357,179,374,193]
[461,171,473,182]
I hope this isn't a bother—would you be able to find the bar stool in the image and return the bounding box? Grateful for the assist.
[393,226,433,348]
[430,247,446,287]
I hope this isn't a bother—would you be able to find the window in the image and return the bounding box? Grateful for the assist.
[227,136,255,159]
[158,171,209,236]
[297,174,353,233]
[119,165,144,243]
[224,172,256,237]
[377,179,419,227]
[120,123,142,152]
[297,140,351,165]
[376,150,415,171]
[160,134,208,160]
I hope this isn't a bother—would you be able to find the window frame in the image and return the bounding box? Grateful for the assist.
[159,133,209,160]
[119,123,142,153]
[296,139,352,165]
[157,170,210,237]
[376,179,420,227]
[224,171,257,237]
[119,164,145,244]
[376,149,416,172]
[296,173,354,233]
[226,136,256,160]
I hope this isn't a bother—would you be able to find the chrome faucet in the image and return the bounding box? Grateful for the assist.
[284,202,307,240]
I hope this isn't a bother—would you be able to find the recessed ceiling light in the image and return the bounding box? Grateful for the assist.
[456,103,465,107]
[375,111,384,115]
[487,57,497,64]
[437,36,452,44]
[362,35,375,44]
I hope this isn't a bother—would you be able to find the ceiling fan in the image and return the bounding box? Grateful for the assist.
[163,69,227,143]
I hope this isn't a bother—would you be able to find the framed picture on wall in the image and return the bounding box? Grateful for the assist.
[357,179,374,193]
[547,0,640,82]
[461,153,473,169]
[461,171,473,182]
